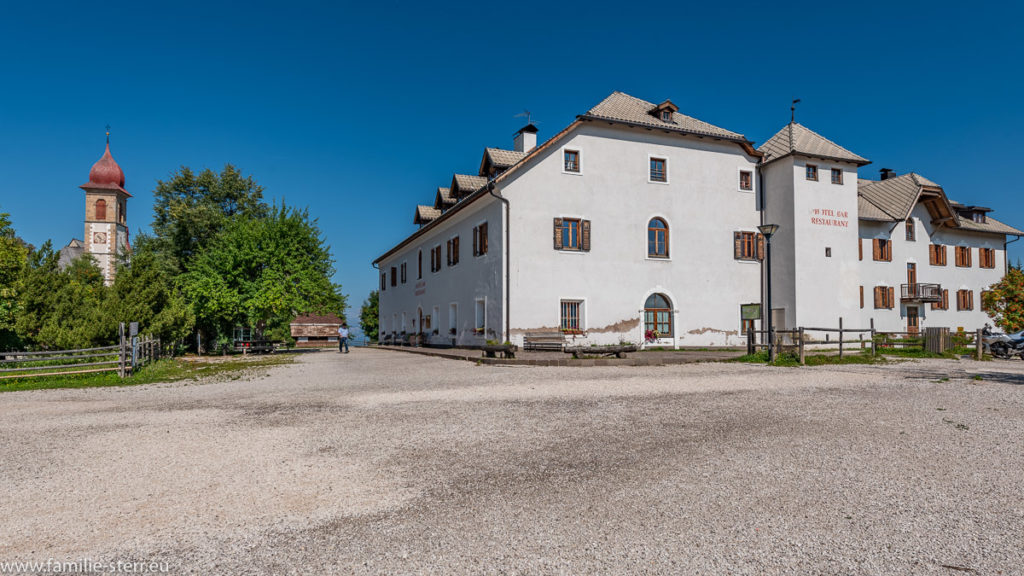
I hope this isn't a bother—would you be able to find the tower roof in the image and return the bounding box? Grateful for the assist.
[80,141,130,196]
[758,122,870,166]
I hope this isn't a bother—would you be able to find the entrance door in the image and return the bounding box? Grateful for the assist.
[907,306,919,335]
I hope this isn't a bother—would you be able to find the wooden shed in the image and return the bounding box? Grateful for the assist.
[290,314,344,348]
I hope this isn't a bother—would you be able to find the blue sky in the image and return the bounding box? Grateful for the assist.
[2,0,1023,330]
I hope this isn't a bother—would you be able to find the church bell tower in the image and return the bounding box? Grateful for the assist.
[80,132,130,285]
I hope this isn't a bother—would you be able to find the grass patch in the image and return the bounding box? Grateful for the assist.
[730,349,884,367]
[0,354,296,393]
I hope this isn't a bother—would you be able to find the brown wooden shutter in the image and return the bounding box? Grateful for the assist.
[859,238,863,261]
[472,227,479,256]
[581,220,591,252]
[553,218,563,250]
[967,247,972,267]
[874,287,882,309]
[887,287,895,309]
[734,232,743,260]
[446,240,451,266]
[453,236,459,264]
[756,234,765,261]
[481,222,488,254]
[860,286,864,309]
[969,290,974,310]
[884,240,892,261]
[872,239,881,260]
[929,245,936,265]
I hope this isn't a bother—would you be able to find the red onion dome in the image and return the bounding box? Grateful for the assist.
[87,143,125,188]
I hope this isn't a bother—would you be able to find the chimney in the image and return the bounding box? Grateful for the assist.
[880,168,896,181]
[513,123,538,153]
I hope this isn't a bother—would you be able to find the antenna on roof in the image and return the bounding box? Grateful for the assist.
[790,99,801,123]
[514,110,533,125]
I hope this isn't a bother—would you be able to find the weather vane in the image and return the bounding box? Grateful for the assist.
[105,124,111,144]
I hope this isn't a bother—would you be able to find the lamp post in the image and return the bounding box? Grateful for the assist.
[758,223,780,362]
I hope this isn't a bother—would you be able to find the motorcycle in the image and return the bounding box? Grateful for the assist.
[982,324,1024,359]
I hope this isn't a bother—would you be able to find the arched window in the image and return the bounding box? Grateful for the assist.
[644,293,673,339]
[648,218,668,258]
[95,199,107,221]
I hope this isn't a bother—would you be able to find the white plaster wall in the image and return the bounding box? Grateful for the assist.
[378,198,505,345]
[501,122,762,347]
[789,158,862,328]
[761,158,797,329]
[858,205,1005,333]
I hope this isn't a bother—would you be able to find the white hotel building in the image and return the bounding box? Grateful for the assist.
[374,92,1021,347]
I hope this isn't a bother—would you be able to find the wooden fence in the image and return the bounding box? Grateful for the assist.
[747,319,986,365]
[0,323,162,381]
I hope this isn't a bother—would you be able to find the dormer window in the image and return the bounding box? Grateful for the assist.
[650,99,679,123]
[972,211,986,224]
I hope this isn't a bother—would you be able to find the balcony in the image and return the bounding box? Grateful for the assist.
[901,283,942,303]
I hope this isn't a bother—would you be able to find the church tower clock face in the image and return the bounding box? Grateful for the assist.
[93,231,108,244]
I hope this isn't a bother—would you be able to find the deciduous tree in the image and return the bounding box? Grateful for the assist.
[359,290,378,342]
[983,268,1024,333]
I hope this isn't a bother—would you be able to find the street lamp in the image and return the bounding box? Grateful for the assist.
[758,223,780,362]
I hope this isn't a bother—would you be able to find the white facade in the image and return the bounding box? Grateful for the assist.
[375,92,1021,348]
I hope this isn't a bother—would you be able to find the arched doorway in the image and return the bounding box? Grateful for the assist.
[644,293,673,340]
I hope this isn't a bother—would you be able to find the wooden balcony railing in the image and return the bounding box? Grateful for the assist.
[901,283,942,302]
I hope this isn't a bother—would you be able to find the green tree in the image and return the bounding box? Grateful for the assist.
[151,164,268,274]
[982,268,1024,333]
[108,239,195,347]
[359,290,379,342]
[16,243,109,349]
[0,212,29,349]
[180,205,346,345]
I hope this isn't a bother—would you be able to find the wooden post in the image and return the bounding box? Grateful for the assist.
[870,318,876,356]
[747,327,754,355]
[798,327,806,365]
[118,323,126,378]
[838,317,844,359]
[976,328,984,361]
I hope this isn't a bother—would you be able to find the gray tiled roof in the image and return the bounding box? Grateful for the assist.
[452,174,488,196]
[857,195,893,221]
[582,91,748,142]
[434,187,456,208]
[485,148,526,168]
[858,173,921,220]
[415,205,441,224]
[857,172,1023,235]
[759,123,869,166]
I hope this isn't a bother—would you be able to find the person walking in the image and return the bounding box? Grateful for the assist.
[338,323,350,353]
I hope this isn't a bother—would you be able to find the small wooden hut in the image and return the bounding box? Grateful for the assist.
[290,314,344,348]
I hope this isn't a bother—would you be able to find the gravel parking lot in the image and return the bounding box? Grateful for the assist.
[1,349,1022,575]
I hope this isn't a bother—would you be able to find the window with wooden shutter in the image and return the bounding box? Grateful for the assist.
[980,248,996,269]
[734,231,758,261]
[446,240,452,266]
[473,223,489,257]
[381,273,386,291]
[452,236,459,265]
[955,246,972,267]
[555,218,586,251]
[418,250,423,279]
[873,238,891,262]
[400,262,407,284]
[390,267,397,287]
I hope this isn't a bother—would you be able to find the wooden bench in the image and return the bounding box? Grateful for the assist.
[523,332,565,352]
[481,344,517,359]
[564,345,638,359]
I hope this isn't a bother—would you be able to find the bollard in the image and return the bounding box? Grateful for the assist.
[976,328,983,361]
